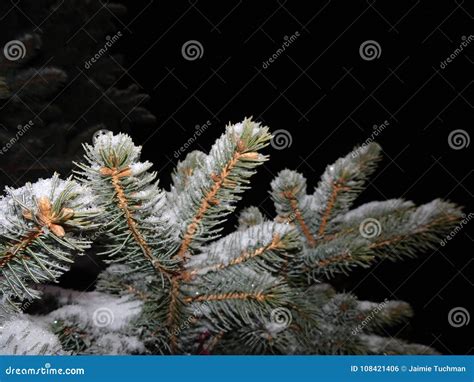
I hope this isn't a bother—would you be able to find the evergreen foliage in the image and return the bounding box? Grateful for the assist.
[0,119,462,355]
[0,174,98,318]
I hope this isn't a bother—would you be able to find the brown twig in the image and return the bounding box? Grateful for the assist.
[184,291,268,303]
[187,234,282,277]
[317,180,349,237]
[101,165,172,276]
[282,190,316,247]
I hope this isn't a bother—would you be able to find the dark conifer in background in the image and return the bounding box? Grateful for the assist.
[0,0,153,185]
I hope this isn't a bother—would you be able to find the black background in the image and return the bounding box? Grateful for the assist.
[5,1,474,354]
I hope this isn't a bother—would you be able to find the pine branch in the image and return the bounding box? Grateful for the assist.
[75,133,178,279]
[162,119,272,351]
[270,145,462,281]
[271,170,316,246]
[359,335,438,355]
[5,120,462,356]
[292,199,461,279]
[312,143,382,237]
[186,222,300,277]
[0,174,98,316]
[168,150,207,202]
[184,268,297,330]
[171,118,271,259]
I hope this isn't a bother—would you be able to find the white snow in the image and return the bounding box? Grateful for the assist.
[88,333,145,355]
[45,290,142,334]
[186,222,292,271]
[130,161,153,176]
[0,316,64,355]
[229,118,264,137]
